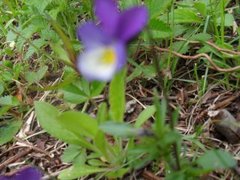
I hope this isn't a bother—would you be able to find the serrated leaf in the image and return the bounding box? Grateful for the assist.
[51,41,70,63]
[147,19,172,39]
[194,2,207,16]
[27,0,53,13]
[173,8,202,23]
[24,39,46,60]
[25,65,48,84]
[6,30,17,42]
[146,0,172,18]
[0,96,19,106]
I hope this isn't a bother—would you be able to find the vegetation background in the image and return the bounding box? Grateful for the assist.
[0,0,240,179]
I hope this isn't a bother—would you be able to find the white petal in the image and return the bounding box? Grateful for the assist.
[77,46,117,81]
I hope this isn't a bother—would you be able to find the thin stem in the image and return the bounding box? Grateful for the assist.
[168,104,181,171]
[146,27,162,91]
[147,28,181,171]
[220,0,225,44]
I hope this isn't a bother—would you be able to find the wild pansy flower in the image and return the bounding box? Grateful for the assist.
[0,167,42,180]
[76,0,148,81]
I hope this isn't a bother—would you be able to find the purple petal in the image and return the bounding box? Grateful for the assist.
[95,0,119,36]
[77,22,111,49]
[115,42,127,70]
[0,167,42,180]
[115,6,148,42]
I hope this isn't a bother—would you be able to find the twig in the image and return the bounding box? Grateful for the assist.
[15,137,53,158]
[211,92,240,110]
[0,148,32,171]
[175,37,240,56]
[142,170,164,180]
[154,46,240,73]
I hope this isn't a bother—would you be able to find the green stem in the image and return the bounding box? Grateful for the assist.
[147,28,181,172]
[220,0,225,44]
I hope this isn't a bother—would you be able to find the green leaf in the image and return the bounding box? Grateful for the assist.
[59,165,107,180]
[172,41,189,54]
[88,159,106,167]
[142,65,156,78]
[146,0,172,18]
[189,33,212,41]
[97,103,108,124]
[51,41,70,63]
[120,0,140,8]
[46,15,76,63]
[25,65,48,84]
[173,8,202,23]
[135,105,156,128]
[62,145,87,166]
[6,30,17,42]
[106,168,130,178]
[24,39,46,60]
[34,101,82,145]
[59,84,88,104]
[166,171,186,180]
[0,106,11,116]
[58,111,98,139]
[90,81,106,97]
[100,121,142,138]
[61,145,82,163]
[147,19,172,39]
[0,120,21,145]
[217,13,234,27]
[197,149,237,171]
[0,96,19,106]
[27,0,53,13]
[154,96,167,132]
[94,131,108,157]
[109,68,126,122]
[194,2,207,16]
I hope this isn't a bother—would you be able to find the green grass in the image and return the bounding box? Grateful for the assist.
[0,0,240,179]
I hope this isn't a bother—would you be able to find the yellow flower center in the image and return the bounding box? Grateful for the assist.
[101,48,116,64]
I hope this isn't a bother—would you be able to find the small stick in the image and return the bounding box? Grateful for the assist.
[142,170,163,180]
[175,37,240,56]
[14,137,53,158]
[154,46,240,73]
[0,148,32,171]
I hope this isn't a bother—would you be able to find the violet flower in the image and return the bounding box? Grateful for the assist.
[76,0,148,81]
[0,167,42,180]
